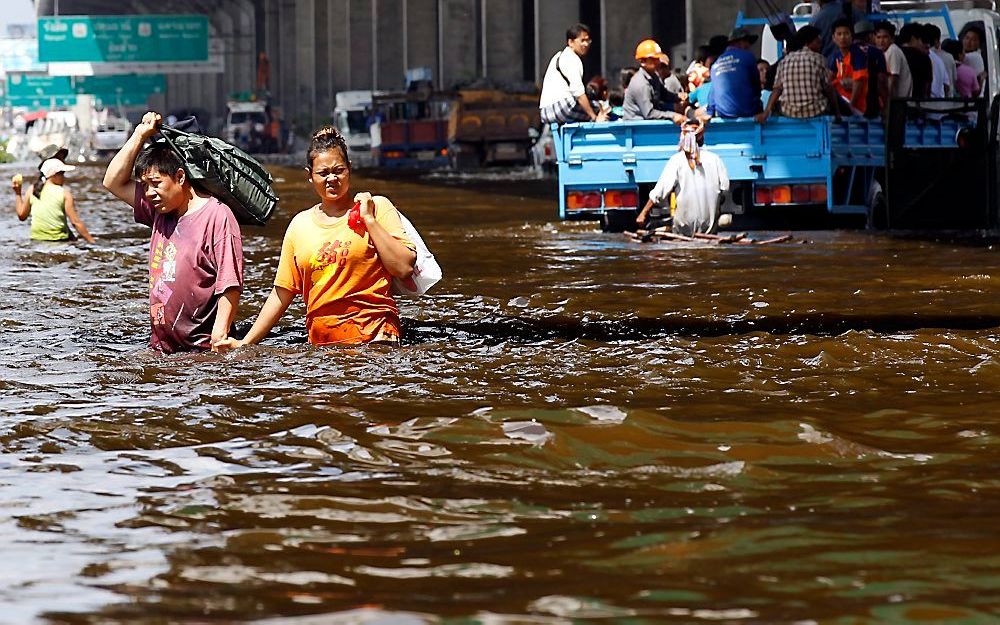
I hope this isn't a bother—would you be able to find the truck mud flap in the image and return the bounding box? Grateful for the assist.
[885,98,993,230]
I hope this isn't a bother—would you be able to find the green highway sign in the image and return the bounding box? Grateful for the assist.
[74,74,165,96]
[6,74,72,97]
[39,15,208,63]
[6,95,78,108]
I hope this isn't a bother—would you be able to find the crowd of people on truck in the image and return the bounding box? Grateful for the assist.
[538,10,987,130]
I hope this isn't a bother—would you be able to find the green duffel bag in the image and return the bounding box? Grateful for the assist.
[158,126,279,226]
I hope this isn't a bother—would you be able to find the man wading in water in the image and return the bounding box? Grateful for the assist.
[103,111,245,354]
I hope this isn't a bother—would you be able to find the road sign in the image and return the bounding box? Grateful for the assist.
[38,15,209,63]
[46,38,224,76]
[6,95,77,108]
[6,73,72,97]
[74,74,165,96]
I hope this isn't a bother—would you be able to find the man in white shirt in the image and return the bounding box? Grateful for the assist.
[638,120,730,235]
[923,24,951,97]
[875,21,913,99]
[539,23,607,124]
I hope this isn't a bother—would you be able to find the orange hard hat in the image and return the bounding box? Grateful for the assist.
[634,39,662,60]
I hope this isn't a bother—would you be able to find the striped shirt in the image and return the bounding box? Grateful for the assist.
[776,48,830,119]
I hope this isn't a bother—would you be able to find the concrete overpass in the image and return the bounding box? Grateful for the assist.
[34,0,777,132]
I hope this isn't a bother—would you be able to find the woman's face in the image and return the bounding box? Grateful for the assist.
[49,172,65,185]
[308,148,351,203]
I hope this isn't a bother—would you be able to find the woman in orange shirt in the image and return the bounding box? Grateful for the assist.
[214,127,416,349]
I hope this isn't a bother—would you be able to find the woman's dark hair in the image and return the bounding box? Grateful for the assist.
[694,45,711,64]
[941,38,963,61]
[874,21,896,37]
[620,67,637,90]
[307,126,351,171]
[586,76,608,101]
[608,88,624,107]
[134,144,184,180]
[566,23,590,41]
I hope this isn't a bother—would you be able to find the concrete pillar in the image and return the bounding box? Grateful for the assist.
[376,0,406,90]
[603,0,652,87]
[439,0,477,88]
[484,0,523,83]
[406,0,438,84]
[315,0,332,124]
[264,0,282,96]
[535,0,579,83]
[329,0,351,93]
[279,0,297,114]
[295,0,317,128]
[350,0,374,90]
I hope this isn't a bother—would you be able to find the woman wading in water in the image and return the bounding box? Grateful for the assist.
[12,159,95,243]
[214,127,416,350]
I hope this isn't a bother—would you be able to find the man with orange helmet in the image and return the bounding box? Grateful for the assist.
[539,23,608,124]
[623,39,685,122]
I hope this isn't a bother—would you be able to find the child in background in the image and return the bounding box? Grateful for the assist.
[12,159,95,243]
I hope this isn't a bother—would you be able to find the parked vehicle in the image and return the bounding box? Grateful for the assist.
[225,100,270,154]
[553,2,1000,231]
[334,90,373,153]
[92,112,131,154]
[447,89,539,169]
[372,90,452,169]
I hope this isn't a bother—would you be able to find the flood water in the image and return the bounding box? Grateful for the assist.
[2,163,1000,624]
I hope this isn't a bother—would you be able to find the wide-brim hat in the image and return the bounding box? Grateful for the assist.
[854,19,875,35]
[37,144,68,163]
[728,27,759,44]
[40,158,76,177]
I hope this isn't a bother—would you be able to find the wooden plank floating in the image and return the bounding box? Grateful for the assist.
[626,230,799,246]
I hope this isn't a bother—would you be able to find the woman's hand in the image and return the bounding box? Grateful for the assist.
[11,173,22,194]
[212,337,244,353]
[354,192,376,224]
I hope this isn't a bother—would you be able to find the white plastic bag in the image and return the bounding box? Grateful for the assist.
[392,212,442,296]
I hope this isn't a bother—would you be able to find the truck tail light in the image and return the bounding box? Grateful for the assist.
[604,189,638,208]
[771,185,792,204]
[754,186,771,205]
[567,191,602,210]
[810,184,827,203]
[792,185,811,203]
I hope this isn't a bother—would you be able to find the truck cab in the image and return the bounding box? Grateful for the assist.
[225,100,269,154]
[334,90,373,154]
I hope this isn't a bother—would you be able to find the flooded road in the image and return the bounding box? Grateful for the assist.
[2,164,1000,624]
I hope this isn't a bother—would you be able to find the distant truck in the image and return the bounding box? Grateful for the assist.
[225,100,269,154]
[334,90,373,154]
[447,90,540,169]
[371,90,452,168]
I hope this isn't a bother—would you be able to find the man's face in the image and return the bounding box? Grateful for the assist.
[757,61,769,84]
[833,26,853,50]
[140,167,186,214]
[963,30,980,52]
[568,32,592,57]
[875,29,892,51]
[639,57,659,74]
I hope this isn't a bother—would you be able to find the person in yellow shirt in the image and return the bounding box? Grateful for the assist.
[214,127,416,349]
[12,159,95,243]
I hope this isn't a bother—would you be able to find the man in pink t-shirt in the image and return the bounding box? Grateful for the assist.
[103,112,244,353]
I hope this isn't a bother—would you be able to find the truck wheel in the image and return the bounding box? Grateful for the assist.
[866,181,888,230]
[601,210,635,233]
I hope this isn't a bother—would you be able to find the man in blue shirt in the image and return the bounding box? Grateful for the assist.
[702,28,762,119]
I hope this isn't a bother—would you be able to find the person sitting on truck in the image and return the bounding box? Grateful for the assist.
[700,28,763,120]
[539,23,608,124]
[924,24,952,97]
[828,18,869,115]
[959,25,986,79]
[757,26,842,123]
[623,39,686,122]
[810,0,848,58]
[638,119,730,236]
[942,39,980,98]
[898,23,932,98]
[687,45,714,90]
[874,22,913,100]
[213,126,416,351]
[854,20,888,118]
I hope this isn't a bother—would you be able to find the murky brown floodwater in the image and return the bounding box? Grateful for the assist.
[3,163,1000,624]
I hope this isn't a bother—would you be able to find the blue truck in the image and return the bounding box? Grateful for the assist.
[554,3,1000,231]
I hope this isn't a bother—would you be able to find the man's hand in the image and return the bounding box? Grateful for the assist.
[755,111,769,124]
[354,191,376,223]
[594,106,609,123]
[136,111,162,140]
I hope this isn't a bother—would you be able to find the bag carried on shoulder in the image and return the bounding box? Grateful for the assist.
[158,125,279,226]
[392,212,442,296]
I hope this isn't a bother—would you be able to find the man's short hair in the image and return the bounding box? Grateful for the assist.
[134,143,184,180]
[566,23,590,40]
[875,21,896,37]
[922,23,941,45]
[898,23,920,43]
[795,25,822,49]
[832,17,853,34]
[941,38,963,59]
